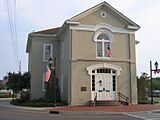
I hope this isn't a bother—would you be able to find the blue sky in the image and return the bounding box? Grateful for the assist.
[0,0,160,79]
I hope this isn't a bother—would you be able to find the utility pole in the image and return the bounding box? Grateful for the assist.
[19,60,21,73]
[19,60,22,101]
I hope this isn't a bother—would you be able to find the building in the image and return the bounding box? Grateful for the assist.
[26,1,140,105]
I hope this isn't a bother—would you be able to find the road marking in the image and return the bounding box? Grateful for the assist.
[124,112,160,120]
[123,113,146,119]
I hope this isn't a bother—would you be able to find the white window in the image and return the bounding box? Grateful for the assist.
[43,44,53,62]
[94,29,113,58]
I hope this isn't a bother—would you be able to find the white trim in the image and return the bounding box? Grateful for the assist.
[95,29,113,58]
[100,12,107,18]
[65,20,80,25]
[126,25,140,30]
[43,44,53,62]
[86,63,122,76]
[69,23,135,34]
[94,29,113,42]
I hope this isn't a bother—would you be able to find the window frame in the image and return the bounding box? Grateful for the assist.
[94,29,113,58]
[43,44,53,62]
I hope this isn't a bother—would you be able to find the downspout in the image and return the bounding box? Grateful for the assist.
[128,34,132,104]
[69,29,73,105]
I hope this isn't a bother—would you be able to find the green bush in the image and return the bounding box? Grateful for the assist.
[10,98,68,107]
[138,99,150,104]
[138,99,160,104]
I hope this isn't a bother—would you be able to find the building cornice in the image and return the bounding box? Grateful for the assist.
[69,23,135,34]
[71,58,136,64]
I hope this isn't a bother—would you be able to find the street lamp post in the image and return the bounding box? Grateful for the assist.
[150,61,160,104]
[48,57,56,106]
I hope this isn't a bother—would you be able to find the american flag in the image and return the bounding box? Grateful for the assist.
[44,65,51,82]
[106,46,112,57]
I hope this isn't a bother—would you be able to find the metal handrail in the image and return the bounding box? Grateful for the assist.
[118,92,129,103]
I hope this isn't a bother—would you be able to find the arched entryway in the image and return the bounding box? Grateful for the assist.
[87,63,122,101]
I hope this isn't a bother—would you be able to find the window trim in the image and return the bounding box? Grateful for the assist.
[94,29,113,58]
[43,44,53,62]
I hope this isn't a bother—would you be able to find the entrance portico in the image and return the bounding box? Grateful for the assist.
[87,63,122,101]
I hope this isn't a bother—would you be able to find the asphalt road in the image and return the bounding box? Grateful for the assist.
[0,107,143,120]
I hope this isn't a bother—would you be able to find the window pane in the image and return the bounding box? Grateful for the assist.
[97,33,111,40]
[45,45,51,54]
[104,42,110,57]
[44,44,52,61]
[97,42,102,57]
[92,75,95,91]
[106,69,111,73]
[112,70,116,74]
[113,75,116,91]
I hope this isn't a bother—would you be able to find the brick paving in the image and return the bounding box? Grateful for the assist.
[50,104,160,112]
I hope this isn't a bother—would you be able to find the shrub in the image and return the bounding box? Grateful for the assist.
[10,98,68,107]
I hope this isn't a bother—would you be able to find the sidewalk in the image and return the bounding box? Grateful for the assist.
[49,104,160,113]
[0,98,160,113]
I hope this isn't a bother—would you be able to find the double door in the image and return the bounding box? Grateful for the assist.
[95,74,116,100]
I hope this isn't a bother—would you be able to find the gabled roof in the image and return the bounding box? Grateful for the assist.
[68,1,140,30]
[26,27,60,53]
[32,27,60,35]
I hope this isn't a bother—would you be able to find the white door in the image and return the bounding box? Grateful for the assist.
[95,74,116,100]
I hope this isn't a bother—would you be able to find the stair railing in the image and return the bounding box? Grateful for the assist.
[118,92,129,105]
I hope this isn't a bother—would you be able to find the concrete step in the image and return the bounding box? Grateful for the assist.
[95,101,122,106]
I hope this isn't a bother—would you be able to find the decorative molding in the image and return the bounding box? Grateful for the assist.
[70,58,136,64]
[69,23,135,34]
[86,63,122,76]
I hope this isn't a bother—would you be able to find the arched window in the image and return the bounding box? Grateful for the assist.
[94,29,113,58]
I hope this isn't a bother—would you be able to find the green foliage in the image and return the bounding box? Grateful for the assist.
[45,69,60,101]
[147,77,160,90]
[138,99,160,104]
[10,98,68,107]
[138,99,150,104]
[137,73,149,103]
[6,72,30,92]
[0,83,6,90]
[6,72,30,100]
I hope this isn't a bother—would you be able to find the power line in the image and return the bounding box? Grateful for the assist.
[4,0,19,69]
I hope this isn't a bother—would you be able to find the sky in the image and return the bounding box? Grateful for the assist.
[0,0,160,79]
